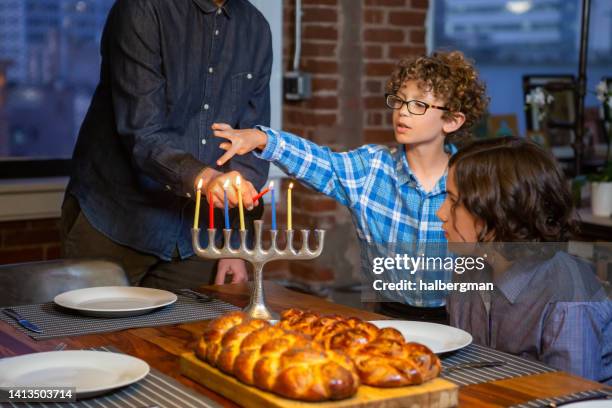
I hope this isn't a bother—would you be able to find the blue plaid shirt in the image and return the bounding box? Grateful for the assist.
[256,126,455,307]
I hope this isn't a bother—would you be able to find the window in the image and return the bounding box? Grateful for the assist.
[431,0,612,138]
[0,0,115,178]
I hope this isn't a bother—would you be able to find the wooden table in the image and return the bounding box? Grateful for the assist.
[0,282,608,407]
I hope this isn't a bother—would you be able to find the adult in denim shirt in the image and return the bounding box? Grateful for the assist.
[62,0,271,288]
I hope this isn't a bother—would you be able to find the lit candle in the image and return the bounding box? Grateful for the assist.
[209,190,214,230]
[193,178,203,229]
[223,179,230,230]
[236,175,245,231]
[269,181,276,230]
[287,182,293,231]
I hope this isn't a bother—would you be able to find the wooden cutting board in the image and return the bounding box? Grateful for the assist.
[180,352,458,408]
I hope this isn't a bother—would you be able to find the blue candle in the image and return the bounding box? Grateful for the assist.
[270,181,277,230]
[223,179,230,230]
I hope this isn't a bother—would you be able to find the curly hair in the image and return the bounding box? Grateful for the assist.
[385,50,489,142]
[449,137,576,243]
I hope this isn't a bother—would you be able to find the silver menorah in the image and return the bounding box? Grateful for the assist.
[192,220,325,320]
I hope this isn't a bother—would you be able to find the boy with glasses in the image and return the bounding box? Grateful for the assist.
[212,51,488,321]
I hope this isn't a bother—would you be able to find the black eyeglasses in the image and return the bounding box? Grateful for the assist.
[385,94,449,115]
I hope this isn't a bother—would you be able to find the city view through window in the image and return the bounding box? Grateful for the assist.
[0,0,610,161]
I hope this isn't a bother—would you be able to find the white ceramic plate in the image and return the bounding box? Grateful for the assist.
[54,286,177,317]
[0,350,150,398]
[557,401,612,408]
[369,320,472,354]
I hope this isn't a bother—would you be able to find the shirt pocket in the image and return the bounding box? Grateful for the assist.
[231,71,255,117]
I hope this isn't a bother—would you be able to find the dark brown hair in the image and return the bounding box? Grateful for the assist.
[449,137,575,242]
[385,50,489,142]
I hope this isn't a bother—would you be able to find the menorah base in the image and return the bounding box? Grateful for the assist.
[243,301,278,320]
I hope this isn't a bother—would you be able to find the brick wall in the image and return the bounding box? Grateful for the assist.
[277,0,429,294]
[0,219,61,264]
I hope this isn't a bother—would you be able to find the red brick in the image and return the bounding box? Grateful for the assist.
[411,0,429,9]
[303,0,337,5]
[364,129,394,144]
[303,25,338,41]
[45,244,62,260]
[365,0,406,6]
[0,220,30,231]
[363,9,384,24]
[30,219,61,229]
[364,45,383,59]
[0,247,44,264]
[313,113,337,126]
[365,96,385,109]
[363,28,404,43]
[3,229,61,247]
[388,11,426,26]
[302,7,338,23]
[410,29,426,44]
[301,59,338,74]
[365,62,396,76]
[388,45,426,59]
[286,110,314,126]
[309,96,338,110]
[365,80,383,93]
[367,112,383,126]
[312,77,338,91]
[301,42,337,58]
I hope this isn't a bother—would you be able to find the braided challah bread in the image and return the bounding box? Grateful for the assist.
[279,309,441,387]
[195,311,360,401]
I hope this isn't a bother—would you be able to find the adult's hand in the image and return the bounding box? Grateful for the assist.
[204,170,259,210]
[215,258,248,284]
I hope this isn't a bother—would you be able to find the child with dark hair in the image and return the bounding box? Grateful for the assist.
[437,137,611,384]
[209,51,489,320]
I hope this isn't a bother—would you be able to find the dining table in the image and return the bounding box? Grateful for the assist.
[0,281,609,408]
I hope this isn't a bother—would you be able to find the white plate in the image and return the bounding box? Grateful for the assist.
[558,401,612,408]
[369,320,472,354]
[54,286,177,317]
[0,350,150,398]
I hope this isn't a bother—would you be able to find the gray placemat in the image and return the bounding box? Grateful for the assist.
[0,295,239,340]
[441,343,556,386]
[511,388,612,408]
[1,346,223,408]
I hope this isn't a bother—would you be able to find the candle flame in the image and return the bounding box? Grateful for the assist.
[289,182,294,189]
[223,179,230,189]
[197,178,203,190]
[236,175,241,186]
[269,181,275,189]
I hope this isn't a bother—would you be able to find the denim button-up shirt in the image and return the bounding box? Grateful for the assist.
[67,0,271,260]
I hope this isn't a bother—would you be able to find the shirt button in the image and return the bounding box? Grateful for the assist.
[215,30,219,36]
[247,73,253,79]
[186,192,192,198]
[165,185,171,191]
[208,67,213,74]
[201,139,207,145]
[203,104,209,110]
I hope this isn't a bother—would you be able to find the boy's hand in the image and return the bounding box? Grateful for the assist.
[206,170,259,210]
[212,123,268,166]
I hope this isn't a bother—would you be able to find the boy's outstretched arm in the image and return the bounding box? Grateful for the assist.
[212,123,371,207]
